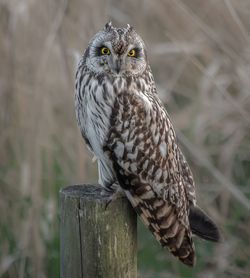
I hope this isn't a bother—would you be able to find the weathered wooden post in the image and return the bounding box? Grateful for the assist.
[60,184,137,278]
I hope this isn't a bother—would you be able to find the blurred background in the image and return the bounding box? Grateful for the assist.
[1,0,250,277]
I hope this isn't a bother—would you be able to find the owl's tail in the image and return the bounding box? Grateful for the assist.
[125,189,196,267]
[189,205,221,242]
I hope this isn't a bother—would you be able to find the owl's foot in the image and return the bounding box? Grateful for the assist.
[100,186,114,197]
[102,187,124,210]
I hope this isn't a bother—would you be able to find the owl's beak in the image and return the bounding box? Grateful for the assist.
[112,58,122,74]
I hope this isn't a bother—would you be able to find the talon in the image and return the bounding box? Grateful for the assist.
[104,197,113,210]
[100,187,114,197]
[103,188,125,210]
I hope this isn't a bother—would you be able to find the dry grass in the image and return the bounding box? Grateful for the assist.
[0,0,250,277]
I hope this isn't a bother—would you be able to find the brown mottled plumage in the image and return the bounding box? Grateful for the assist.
[75,22,221,266]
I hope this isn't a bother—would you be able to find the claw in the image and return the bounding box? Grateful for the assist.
[102,188,125,210]
[100,187,113,196]
[104,196,113,210]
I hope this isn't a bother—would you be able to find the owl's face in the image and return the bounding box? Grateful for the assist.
[84,22,147,76]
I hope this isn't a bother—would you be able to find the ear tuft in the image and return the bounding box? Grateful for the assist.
[104,21,113,31]
[126,24,134,32]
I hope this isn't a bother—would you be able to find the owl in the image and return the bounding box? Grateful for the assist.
[75,22,221,266]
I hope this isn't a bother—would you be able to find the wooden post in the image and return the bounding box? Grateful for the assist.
[60,184,137,278]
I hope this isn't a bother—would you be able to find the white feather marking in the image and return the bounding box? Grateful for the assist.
[123,161,130,170]
[130,163,137,172]
[138,133,144,139]
[140,190,154,200]
[153,183,165,196]
[163,170,168,179]
[153,133,160,145]
[142,160,149,170]
[137,92,152,111]
[124,121,129,128]
[159,141,167,157]
[125,140,135,152]
[114,142,124,158]
[122,129,129,139]
[148,164,154,176]
[155,168,163,181]
[150,122,156,134]
[127,149,138,160]
[116,123,123,132]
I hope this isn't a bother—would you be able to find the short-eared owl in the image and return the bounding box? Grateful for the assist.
[75,22,221,266]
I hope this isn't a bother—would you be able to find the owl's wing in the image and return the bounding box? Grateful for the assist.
[178,148,196,205]
[104,91,196,266]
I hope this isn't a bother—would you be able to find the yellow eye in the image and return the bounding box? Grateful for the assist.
[128,49,136,57]
[100,47,110,55]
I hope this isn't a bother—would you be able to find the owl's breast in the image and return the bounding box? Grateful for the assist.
[75,72,152,160]
[75,72,117,159]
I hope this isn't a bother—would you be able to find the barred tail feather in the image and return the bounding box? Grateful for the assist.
[170,233,195,266]
[125,189,196,267]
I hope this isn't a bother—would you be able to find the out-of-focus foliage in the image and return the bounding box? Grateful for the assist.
[0,0,250,277]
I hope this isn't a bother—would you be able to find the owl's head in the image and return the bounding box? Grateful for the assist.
[84,22,148,76]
